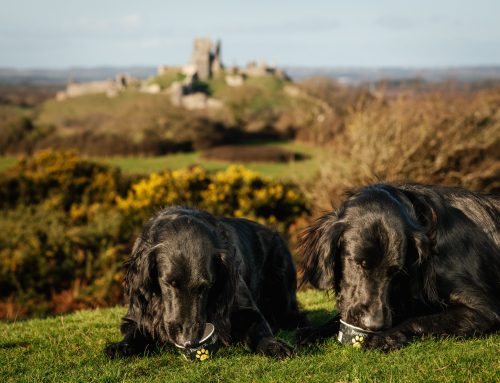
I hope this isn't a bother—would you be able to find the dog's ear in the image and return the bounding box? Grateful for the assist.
[210,248,238,345]
[299,213,345,291]
[123,236,159,317]
[403,192,437,264]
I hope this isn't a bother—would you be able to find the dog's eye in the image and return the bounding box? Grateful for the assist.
[356,259,371,269]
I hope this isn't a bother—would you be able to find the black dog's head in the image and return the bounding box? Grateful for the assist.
[300,184,436,331]
[124,212,238,346]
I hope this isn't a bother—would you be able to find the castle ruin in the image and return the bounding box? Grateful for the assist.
[189,38,223,80]
[55,38,288,111]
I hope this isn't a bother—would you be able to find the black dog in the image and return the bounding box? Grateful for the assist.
[105,207,305,358]
[298,183,500,350]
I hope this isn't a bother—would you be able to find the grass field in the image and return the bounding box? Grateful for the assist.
[101,142,322,180]
[0,156,16,172]
[1,289,498,383]
[0,142,323,180]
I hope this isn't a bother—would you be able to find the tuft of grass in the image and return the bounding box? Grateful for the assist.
[1,289,498,383]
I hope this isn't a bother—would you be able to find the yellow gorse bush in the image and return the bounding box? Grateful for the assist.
[0,149,122,212]
[0,151,309,318]
[117,165,308,232]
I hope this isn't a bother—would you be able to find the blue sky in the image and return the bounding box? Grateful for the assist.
[1,0,499,68]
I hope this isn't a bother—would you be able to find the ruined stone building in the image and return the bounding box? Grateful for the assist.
[55,74,139,100]
[190,38,223,80]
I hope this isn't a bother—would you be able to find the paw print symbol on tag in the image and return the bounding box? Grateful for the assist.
[196,348,210,361]
[351,335,365,348]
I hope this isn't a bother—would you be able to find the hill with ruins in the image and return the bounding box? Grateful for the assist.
[1,38,335,156]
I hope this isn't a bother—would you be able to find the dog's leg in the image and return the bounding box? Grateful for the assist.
[259,234,308,332]
[104,318,154,358]
[231,308,294,358]
[231,282,294,358]
[295,314,341,345]
[365,306,499,351]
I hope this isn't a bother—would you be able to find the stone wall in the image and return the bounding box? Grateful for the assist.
[56,75,138,100]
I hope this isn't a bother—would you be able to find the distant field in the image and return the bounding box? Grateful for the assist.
[0,142,323,180]
[0,157,17,172]
[100,142,323,180]
[1,289,498,383]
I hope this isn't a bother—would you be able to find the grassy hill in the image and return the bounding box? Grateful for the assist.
[0,70,325,156]
[1,289,499,383]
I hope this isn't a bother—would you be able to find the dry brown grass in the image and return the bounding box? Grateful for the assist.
[305,88,500,211]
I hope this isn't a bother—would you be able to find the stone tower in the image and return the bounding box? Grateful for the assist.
[191,38,213,80]
[190,38,223,80]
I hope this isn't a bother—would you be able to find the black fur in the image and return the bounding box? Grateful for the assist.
[105,207,305,358]
[298,183,500,350]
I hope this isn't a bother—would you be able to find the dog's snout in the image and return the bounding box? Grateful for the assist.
[174,323,203,347]
[360,313,385,331]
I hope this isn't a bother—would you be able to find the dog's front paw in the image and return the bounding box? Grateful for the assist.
[256,337,293,359]
[295,316,340,346]
[295,326,325,346]
[104,341,138,358]
[364,330,408,352]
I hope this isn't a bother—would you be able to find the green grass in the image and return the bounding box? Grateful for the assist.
[149,69,186,89]
[97,142,324,181]
[1,290,498,383]
[0,156,17,172]
[37,91,176,139]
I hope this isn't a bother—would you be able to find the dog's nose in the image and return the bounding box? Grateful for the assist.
[360,313,385,331]
[176,323,202,347]
[176,334,199,348]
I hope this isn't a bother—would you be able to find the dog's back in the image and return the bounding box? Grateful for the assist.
[398,184,500,247]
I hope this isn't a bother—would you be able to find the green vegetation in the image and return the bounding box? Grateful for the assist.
[0,142,321,180]
[1,90,230,155]
[0,156,17,172]
[0,70,325,156]
[148,68,186,89]
[1,289,498,383]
